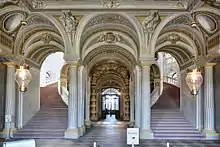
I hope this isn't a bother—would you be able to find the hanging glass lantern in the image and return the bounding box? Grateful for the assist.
[185,68,203,97]
[15,64,32,92]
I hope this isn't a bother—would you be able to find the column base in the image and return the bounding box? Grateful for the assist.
[203,130,219,140]
[140,129,154,139]
[78,126,86,136]
[84,121,91,128]
[64,128,79,139]
[0,128,17,138]
[128,120,135,127]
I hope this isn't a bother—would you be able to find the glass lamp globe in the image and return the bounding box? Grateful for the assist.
[185,68,203,97]
[14,65,32,92]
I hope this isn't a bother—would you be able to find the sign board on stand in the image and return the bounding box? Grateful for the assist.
[127,128,139,145]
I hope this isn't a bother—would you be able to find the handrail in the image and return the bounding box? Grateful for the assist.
[164,76,178,86]
[150,86,160,106]
[60,86,68,105]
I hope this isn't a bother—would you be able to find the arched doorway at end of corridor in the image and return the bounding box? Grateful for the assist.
[101,87,121,122]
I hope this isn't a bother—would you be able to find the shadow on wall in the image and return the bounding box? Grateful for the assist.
[152,83,180,109]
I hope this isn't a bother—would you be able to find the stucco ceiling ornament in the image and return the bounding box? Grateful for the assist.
[32,0,46,9]
[167,33,180,44]
[0,0,19,7]
[60,11,78,47]
[40,33,52,44]
[142,11,161,51]
[103,0,120,8]
[172,0,188,9]
[60,11,77,34]
[97,32,121,44]
[165,15,191,27]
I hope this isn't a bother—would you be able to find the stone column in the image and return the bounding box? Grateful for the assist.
[203,63,218,140]
[135,65,141,128]
[65,61,79,139]
[140,61,154,139]
[129,77,134,127]
[85,76,91,128]
[196,87,202,131]
[17,91,24,129]
[77,65,84,136]
[3,62,16,137]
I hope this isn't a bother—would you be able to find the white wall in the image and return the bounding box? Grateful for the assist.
[40,52,65,86]
[180,71,197,127]
[22,67,40,125]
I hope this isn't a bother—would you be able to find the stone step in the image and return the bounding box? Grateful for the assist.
[151,109,204,140]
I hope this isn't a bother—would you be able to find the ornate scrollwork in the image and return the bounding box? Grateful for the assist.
[32,0,46,9]
[40,33,52,44]
[167,33,180,44]
[172,1,188,9]
[97,32,121,44]
[103,0,120,8]
[60,11,78,34]
[202,0,220,8]
[0,0,19,7]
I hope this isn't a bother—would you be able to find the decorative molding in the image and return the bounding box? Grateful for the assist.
[40,33,52,44]
[60,11,78,34]
[97,32,122,44]
[28,15,55,27]
[0,29,13,49]
[167,33,180,44]
[165,15,191,27]
[85,14,135,31]
[172,1,188,9]
[142,11,161,32]
[202,0,220,8]
[103,0,120,8]
[32,0,46,9]
[0,0,19,7]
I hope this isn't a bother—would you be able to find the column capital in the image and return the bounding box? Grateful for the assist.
[67,61,81,67]
[205,62,216,68]
[140,61,155,67]
[3,62,16,68]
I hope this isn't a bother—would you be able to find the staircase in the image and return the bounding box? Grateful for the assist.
[151,83,204,140]
[151,109,204,140]
[13,83,68,139]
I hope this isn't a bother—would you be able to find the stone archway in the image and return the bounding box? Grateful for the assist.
[89,60,130,121]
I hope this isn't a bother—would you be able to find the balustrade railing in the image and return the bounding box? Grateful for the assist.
[164,76,178,86]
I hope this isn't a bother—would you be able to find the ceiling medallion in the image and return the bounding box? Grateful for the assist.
[103,0,120,8]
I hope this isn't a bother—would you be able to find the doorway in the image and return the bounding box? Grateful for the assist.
[101,88,121,121]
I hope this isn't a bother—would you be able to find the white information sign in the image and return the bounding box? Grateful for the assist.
[127,128,139,145]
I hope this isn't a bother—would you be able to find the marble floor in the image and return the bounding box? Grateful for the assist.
[1,118,220,147]
[36,118,220,147]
